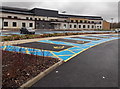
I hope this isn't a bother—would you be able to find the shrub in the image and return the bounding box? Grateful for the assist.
[1,31,114,41]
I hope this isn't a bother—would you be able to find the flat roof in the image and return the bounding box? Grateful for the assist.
[0,6,33,15]
[0,6,103,20]
[59,14,103,20]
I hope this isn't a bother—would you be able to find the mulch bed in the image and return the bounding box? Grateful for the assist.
[2,50,59,89]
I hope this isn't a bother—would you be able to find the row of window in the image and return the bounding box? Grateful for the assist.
[7,16,57,21]
[8,16,18,19]
[64,24,102,29]
[7,16,102,24]
[4,22,33,27]
[70,20,101,24]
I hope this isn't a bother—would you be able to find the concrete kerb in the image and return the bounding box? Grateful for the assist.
[18,59,64,89]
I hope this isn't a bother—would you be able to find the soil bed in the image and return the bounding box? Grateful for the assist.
[2,50,59,89]
[2,32,115,41]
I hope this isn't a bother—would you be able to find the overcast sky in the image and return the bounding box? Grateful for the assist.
[1,0,120,22]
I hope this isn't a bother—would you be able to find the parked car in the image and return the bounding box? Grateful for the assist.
[115,29,120,33]
[20,27,35,34]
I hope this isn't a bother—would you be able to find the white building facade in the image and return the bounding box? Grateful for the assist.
[0,6,109,30]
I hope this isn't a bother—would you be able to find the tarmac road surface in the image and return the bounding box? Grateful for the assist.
[31,39,119,88]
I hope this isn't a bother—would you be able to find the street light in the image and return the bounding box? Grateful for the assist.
[61,11,67,30]
[2,18,4,30]
[111,18,114,30]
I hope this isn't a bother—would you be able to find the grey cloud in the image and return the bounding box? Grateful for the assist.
[2,2,36,9]
[1,1,119,22]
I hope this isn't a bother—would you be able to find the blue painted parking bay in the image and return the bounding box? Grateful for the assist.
[1,34,120,62]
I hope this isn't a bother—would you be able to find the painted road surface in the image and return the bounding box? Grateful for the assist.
[30,39,118,87]
[1,34,120,62]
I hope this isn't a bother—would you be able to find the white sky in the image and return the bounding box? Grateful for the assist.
[1,0,120,22]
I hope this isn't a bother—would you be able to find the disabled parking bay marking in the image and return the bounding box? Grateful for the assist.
[1,34,119,62]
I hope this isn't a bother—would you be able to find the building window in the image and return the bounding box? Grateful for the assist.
[43,19,45,21]
[30,17,33,20]
[64,24,66,28]
[71,20,74,22]
[88,21,90,23]
[26,17,29,20]
[22,23,26,27]
[29,23,33,27]
[84,20,87,23]
[35,18,37,20]
[79,25,81,28]
[100,26,102,28]
[42,24,45,28]
[91,21,94,23]
[70,25,72,28]
[4,22,8,27]
[99,22,102,24]
[13,22,17,27]
[88,25,90,28]
[97,26,99,28]
[80,20,83,23]
[8,16,12,18]
[76,20,78,23]
[14,16,17,19]
[39,18,41,20]
[74,25,77,28]
[64,20,67,22]
[50,19,53,21]
[83,25,86,28]
[94,22,97,24]
[92,25,94,28]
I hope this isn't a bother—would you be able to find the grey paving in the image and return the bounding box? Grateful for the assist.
[31,39,119,88]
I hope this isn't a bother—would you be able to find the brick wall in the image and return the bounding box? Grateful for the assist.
[103,20,110,30]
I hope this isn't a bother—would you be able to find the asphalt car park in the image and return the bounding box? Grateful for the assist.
[15,42,73,52]
[71,36,101,40]
[1,34,120,62]
[1,33,120,88]
[31,39,119,88]
[51,38,90,44]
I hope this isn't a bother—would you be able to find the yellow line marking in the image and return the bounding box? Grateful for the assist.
[64,38,118,62]
[66,49,76,54]
[54,46,65,49]
[26,49,30,54]
[76,47,85,49]
[50,51,59,58]
[57,55,73,56]
[3,46,6,50]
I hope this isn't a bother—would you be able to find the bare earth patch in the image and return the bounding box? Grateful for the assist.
[2,50,59,89]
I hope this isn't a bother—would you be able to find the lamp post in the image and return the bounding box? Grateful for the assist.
[111,18,114,30]
[61,11,67,30]
[2,18,4,30]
